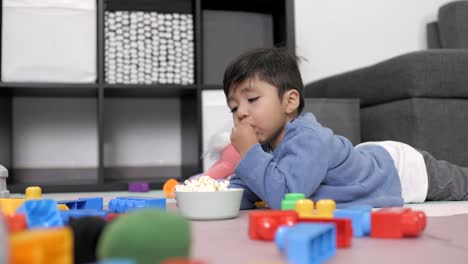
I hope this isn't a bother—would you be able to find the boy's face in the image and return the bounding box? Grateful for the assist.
[227,77,297,149]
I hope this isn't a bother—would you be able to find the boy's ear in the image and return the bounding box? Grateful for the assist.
[283,89,300,114]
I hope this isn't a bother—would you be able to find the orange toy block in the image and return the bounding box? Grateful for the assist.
[10,227,73,264]
[163,178,180,198]
[295,199,336,219]
[0,198,26,216]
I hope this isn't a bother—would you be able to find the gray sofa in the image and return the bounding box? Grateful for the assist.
[305,0,468,166]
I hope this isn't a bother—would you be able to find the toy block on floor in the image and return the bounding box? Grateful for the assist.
[334,205,372,237]
[128,182,150,192]
[60,209,109,224]
[249,210,298,241]
[0,198,26,215]
[108,197,166,213]
[25,186,42,199]
[295,199,336,219]
[275,223,336,264]
[281,193,305,210]
[371,207,426,238]
[9,227,73,264]
[16,199,64,229]
[4,214,27,233]
[298,217,353,248]
[58,197,103,210]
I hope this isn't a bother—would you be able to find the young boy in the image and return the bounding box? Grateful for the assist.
[224,48,468,210]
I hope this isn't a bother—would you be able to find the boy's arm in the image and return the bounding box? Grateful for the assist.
[228,174,260,210]
[235,131,328,209]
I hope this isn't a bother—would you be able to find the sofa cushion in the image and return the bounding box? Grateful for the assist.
[304,50,468,106]
[438,0,468,49]
[361,98,468,167]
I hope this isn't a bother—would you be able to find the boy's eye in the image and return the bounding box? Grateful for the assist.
[248,96,260,103]
[230,106,238,113]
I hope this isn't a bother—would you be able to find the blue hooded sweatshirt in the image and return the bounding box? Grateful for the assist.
[228,112,403,209]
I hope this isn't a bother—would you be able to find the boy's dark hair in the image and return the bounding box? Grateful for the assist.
[223,48,305,115]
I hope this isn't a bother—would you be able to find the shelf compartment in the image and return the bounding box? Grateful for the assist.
[103,84,197,97]
[0,83,98,97]
[7,179,172,193]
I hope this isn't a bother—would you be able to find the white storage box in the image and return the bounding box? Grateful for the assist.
[1,0,97,82]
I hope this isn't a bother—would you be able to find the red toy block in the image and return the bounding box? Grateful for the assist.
[298,217,353,248]
[371,207,426,238]
[249,210,298,241]
[4,213,27,233]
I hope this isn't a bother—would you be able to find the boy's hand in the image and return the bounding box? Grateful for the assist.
[231,121,258,157]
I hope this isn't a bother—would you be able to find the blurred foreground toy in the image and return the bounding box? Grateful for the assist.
[275,223,336,264]
[70,216,108,264]
[10,227,73,264]
[97,209,191,264]
[371,207,426,238]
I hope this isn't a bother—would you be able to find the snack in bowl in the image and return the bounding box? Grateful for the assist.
[175,176,243,220]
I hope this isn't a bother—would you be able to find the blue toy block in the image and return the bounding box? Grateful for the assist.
[57,199,86,210]
[78,197,104,210]
[275,223,336,264]
[334,205,372,237]
[60,209,109,224]
[16,199,64,229]
[108,197,166,213]
[57,197,103,210]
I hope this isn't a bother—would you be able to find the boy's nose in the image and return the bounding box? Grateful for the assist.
[236,106,248,120]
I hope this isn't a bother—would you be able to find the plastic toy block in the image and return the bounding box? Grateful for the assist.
[334,205,372,237]
[106,213,121,221]
[295,199,336,219]
[249,210,298,241]
[58,197,103,210]
[108,196,166,213]
[299,217,353,248]
[79,197,104,210]
[275,223,336,264]
[163,178,179,198]
[57,204,70,211]
[58,199,86,210]
[16,199,64,229]
[25,186,42,199]
[4,213,27,233]
[128,182,150,192]
[0,198,25,215]
[281,193,305,210]
[371,207,426,238]
[60,209,109,224]
[0,165,10,198]
[10,227,73,264]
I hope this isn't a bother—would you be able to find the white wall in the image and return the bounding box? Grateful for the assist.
[295,0,454,83]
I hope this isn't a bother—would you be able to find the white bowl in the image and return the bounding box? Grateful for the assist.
[175,188,244,220]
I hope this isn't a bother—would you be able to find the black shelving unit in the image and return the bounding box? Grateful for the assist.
[0,0,295,193]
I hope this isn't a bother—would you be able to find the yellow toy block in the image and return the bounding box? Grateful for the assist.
[57,204,70,211]
[10,227,73,264]
[0,198,26,215]
[294,199,336,219]
[25,186,42,199]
